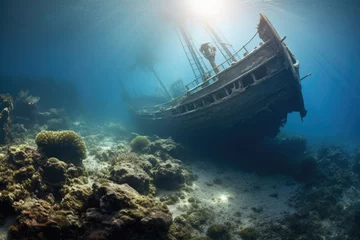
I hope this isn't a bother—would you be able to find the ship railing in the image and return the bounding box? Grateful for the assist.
[136,95,185,113]
[185,30,259,94]
[136,31,260,114]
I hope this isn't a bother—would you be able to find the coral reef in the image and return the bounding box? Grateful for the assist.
[35,130,87,165]
[0,144,86,239]
[130,135,151,153]
[0,94,13,144]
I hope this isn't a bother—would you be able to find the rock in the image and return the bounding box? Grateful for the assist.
[110,163,152,194]
[237,227,259,240]
[10,198,81,239]
[42,157,68,186]
[153,160,185,190]
[61,184,92,212]
[150,137,184,158]
[84,182,172,239]
[140,210,173,232]
[168,216,198,240]
[206,224,231,240]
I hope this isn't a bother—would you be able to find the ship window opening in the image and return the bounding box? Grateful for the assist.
[187,103,195,111]
[242,74,254,87]
[196,100,204,108]
[234,81,240,89]
[255,66,268,80]
[215,90,226,100]
[225,86,232,95]
[179,106,186,114]
[204,95,215,105]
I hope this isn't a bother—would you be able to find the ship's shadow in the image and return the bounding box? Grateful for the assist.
[181,134,308,178]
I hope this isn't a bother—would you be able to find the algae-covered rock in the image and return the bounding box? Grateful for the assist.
[130,135,151,153]
[10,198,81,239]
[0,94,13,144]
[84,182,172,239]
[13,165,35,182]
[237,227,259,240]
[168,216,198,240]
[206,224,231,240]
[150,137,184,158]
[110,163,152,194]
[35,130,87,165]
[154,160,186,190]
[42,157,68,186]
[61,183,92,212]
[8,144,45,167]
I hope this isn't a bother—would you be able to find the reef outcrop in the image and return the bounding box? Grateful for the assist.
[0,128,201,239]
[0,94,13,144]
[83,182,172,240]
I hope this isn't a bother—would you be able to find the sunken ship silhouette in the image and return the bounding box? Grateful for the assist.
[123,14,308,144]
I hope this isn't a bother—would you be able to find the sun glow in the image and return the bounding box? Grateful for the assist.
[186,0,224,17]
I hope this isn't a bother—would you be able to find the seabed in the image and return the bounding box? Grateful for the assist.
[1,94,360,240]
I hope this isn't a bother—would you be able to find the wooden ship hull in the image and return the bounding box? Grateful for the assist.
[129,14,307,145]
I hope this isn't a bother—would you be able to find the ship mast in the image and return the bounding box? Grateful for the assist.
[203,22,237,63]
[149,65,173,100]
[177,24,209,84]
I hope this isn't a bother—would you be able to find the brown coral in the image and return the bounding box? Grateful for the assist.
[35,130,87,165]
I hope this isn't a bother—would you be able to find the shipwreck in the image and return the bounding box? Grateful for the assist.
[123,14,309,144]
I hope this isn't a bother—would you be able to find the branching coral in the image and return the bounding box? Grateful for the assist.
[35,130,87,165]
[17,90,40,105]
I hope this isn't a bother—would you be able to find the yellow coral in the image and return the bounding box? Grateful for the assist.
[130,136,151,153]
[35,130,87,165]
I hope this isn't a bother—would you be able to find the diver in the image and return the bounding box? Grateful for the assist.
[200,42,220,74]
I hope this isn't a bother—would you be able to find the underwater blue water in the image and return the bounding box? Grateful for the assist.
[0,0,359,146]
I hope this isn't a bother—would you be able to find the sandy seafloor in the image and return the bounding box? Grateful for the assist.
[157,161,299,238]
